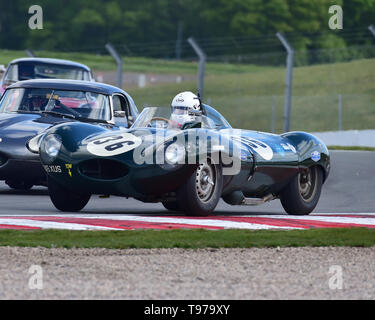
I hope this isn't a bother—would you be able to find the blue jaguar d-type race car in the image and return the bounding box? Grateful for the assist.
[36,91,330,216]
[0,79,138,190]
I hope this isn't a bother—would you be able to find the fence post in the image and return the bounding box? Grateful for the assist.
[276,32,294,133]
[105,43,123,89]
[271,96,276,133]
[25,49,35,57]
[338,94,342,131]
[187,37,206,101]
[176,21,183,60]
[369,25,375,37]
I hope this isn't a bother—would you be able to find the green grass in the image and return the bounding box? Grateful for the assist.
[1,49,374,132]
[328,146,375,151]
[0,228,374,249]
[0,49,270,75]
[125,58,375,132]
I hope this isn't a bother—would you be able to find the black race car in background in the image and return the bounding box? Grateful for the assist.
[0,79,138,190]
[0,57,94,95]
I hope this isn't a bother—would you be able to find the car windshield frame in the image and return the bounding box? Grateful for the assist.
[0,87,111,122]
[131,106,231,130]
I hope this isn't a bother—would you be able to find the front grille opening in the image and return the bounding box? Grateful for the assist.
[79,159,128,180]
[0,153,8,166]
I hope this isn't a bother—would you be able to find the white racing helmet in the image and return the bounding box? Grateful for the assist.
[170,91,201,127]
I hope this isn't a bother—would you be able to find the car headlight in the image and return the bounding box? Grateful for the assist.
[165,143,185,165]
[27,133,45,154]
[40,134,62,163]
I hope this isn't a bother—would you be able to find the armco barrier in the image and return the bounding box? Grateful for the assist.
[311,130,375,148]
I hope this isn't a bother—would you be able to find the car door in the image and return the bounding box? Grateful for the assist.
[111,94,130,129]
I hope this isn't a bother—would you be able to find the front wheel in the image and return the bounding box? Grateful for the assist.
[162,201,181,211]
[48,177,91,212]
[6,180,33,190]
[280,166,323,215]
[176,161,223,216]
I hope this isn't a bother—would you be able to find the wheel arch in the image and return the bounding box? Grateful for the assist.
[281,131,331,183]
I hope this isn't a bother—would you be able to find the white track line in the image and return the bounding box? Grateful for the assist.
[245,215,375,226]
[0,218,119,230]
[0,215,302,230]
[314,213,375,216]
[59,214,305,229]
[1,213,375,230]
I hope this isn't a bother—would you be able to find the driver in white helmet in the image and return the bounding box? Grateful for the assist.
[170,91,202,128]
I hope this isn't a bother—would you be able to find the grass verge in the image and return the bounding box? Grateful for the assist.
[0,49,270,74]
[1,49,374,132]
[328,146,375,152]
[0,228,374,249]
[126,58,375,132]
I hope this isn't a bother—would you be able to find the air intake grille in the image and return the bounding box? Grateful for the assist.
[0,153,8,166]
[79,159,128,180]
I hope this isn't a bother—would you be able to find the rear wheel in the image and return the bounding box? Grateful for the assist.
[280,166,323,215]
[48,177,91,212]
[176,161,223,216]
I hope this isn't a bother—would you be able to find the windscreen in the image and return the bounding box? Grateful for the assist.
[3,62,90,84]
[0,88,110,121]
[131,107,216,130]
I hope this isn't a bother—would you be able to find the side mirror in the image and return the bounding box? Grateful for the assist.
[114,110,126,118]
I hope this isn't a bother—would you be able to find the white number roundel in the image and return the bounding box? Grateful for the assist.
[87,133,142,157]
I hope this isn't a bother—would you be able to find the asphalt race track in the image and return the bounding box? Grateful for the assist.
[0,150,374,230]
[1,150,374,300]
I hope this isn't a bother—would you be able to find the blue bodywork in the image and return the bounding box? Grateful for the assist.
[0,79,139,187]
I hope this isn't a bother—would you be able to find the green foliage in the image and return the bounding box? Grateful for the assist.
[0,0,374,56]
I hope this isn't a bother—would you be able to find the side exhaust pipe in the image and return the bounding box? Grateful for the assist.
[222,190,275,206]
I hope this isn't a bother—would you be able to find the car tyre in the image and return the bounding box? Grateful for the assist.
[162,201,181,211]
[176,160,223,216]
[6,180,33,190]
[280,166,323,215]
[48,177,91,212]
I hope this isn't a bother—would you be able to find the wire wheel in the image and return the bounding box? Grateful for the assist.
[280,165,323,216]
[176,159,223,216]
[195,162,217,203]
[298,166,318,203]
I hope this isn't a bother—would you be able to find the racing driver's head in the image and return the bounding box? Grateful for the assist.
[170,91,201,128]
[28,93,49,112]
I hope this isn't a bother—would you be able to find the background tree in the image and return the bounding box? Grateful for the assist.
[0,0,374,59]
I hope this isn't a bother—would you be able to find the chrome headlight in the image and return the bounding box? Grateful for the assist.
[165,143,185,165]
[40,134,62,163]
[27,133,46,154]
